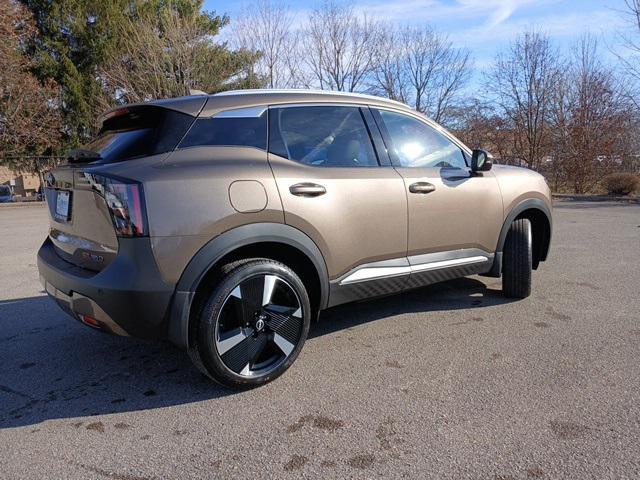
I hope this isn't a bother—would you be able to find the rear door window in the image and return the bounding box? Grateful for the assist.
[269,106,379,167]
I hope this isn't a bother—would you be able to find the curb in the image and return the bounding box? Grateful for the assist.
[0,202,47,208]
[552,194,639,204]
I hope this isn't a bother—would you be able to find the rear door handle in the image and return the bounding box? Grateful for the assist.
[289,183,327,197]
[409,182,436,194]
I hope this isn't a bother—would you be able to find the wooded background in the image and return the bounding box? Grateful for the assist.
[2,0,640,194]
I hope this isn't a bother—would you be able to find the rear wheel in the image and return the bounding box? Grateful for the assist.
[191,259,311,389]
[502,218,532,298]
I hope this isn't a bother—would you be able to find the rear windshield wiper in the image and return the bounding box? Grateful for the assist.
[67,148,103,163]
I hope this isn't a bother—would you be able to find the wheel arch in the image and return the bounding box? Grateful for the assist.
[484,198,552,277]
[168,223,329,349]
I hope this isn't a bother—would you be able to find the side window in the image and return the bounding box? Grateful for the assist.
[269,106,379,167]
[377,110,467,169]
[179,110,267,150]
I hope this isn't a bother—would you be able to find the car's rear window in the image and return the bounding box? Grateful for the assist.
[82,106,194,163]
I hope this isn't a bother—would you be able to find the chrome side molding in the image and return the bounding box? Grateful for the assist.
[340,266,412,284]
[339,250,492,285]
[212,106,267,118]
[410,256,489,273]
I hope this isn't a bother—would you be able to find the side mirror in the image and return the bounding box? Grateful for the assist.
[471,149,492,172]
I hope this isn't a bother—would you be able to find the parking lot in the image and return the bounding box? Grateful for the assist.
[0,201,639,479]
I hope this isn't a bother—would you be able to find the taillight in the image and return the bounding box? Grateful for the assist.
[85,173,148,237]
[79,314,102,329]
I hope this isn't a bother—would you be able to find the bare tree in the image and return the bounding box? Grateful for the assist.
[102,9,209,103]
[545,72,571,191]
[0,0,62,161]
[302,1,379,92]
[370,25,409,103]
[403,26,470,123]
[370,24,470,124]
[627,0,640,27]
[614,0,640,109]
[231,0,298,88]
[449,99,513,160]
[101,7,260,106]
[485,31,560,170]
[550,36,633,193]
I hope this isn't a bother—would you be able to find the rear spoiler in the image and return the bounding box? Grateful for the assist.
[98,96,207,127]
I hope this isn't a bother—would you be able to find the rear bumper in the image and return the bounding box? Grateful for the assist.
[37,236,176,339]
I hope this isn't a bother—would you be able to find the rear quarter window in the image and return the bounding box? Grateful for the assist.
[179,111,267,150]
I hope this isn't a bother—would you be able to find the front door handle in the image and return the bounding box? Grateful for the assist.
[289,182,327,197]
[409,182,436,194]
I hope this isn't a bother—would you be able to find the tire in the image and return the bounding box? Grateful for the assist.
[190,259,311,389]
[502,218,532,299]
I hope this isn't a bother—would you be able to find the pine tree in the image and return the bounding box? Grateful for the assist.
[22,0,262,146]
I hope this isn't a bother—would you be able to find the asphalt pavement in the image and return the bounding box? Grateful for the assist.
[0,201,639,479]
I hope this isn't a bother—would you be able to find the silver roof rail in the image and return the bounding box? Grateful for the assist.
[213,89,408,108]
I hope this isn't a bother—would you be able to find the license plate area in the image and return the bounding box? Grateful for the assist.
[54,190,72,221]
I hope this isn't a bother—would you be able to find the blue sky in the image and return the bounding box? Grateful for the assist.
[205,0,634,78]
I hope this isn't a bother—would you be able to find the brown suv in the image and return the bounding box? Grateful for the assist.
[37,90,552,388]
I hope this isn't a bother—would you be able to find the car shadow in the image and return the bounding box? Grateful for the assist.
[310,276,510,338]
[0,293,238,430]
[0,276,511,429]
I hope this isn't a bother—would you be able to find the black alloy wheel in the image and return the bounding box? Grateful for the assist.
[191,259,311,389]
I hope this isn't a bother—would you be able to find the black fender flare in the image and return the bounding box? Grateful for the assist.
[168,223,329,349]
[484,198,552,277]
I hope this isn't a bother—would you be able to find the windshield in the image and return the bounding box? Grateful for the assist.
[0,186,11,196]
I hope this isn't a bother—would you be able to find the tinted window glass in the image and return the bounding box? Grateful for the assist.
[270,106,378,167]
[0,185,11,195]
[82,106,194,163]
[86,129,155,162]
[179,112,267,150]
[378,110,466,169]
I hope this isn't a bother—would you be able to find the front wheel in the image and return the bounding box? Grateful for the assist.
[502,218,532,298]
[191,259,311,389]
